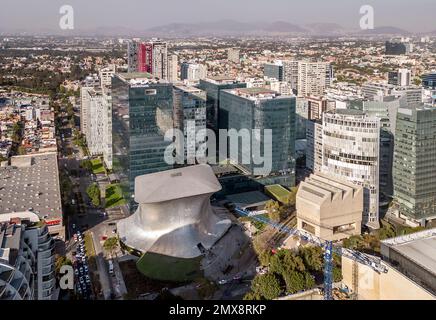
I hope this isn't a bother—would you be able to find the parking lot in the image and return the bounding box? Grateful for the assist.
[72,229,93,299]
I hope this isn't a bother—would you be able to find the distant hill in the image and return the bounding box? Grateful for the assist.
[304,23,344,35]
[359,26,411,35]
[262,21,307,33]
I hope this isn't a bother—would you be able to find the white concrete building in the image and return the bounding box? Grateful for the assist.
[81,87,112,163]
[180,62,207,82]
[277,60,333,97]
[306,120,323,172]
[168,54,179,83]
[296,173,363,241]
[99,64,116,87]
[321,110,380,229]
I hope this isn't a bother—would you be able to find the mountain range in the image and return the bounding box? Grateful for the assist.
[3,20,432,37]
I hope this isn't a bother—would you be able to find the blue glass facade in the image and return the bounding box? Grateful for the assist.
[112,73,173,200]
[219,88,296,187]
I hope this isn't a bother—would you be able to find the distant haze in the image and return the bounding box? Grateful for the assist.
[0,0,435,34]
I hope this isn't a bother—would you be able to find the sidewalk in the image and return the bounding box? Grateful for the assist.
[91,231,112,299]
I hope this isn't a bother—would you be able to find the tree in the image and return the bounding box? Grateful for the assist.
[81,159,93,171]
[269,250,306,276]
[251,273,282,300]
[253,228,275,259]
[103,237,119,257]
[265,200,281,222]
[86,183,101,207]
[283,271,305,294]
[298,246,323,272]
[286,187,298,206]
[55,255,72,275]
[243,291,262,300]
[332,267,343,283]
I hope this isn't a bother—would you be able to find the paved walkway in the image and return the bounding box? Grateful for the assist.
[91,231,112,299]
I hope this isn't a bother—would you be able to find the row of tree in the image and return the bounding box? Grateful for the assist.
[245,246,342,300]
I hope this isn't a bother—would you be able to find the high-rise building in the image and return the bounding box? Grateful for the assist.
[321,110,380,229]
[180,63,207,82]
[167,54,178,83]
[80,86,92,137]
[264,62,284,81]
[393,104,436,224]
[422,73,436,89]
[173,85,207,163]
[112,73,174,199]
[198,76,246,132]
[219,87,296,187]
[388,68,411,87]
[151,40,168,80]
[362,95,404,196]
[362,82,422,105]
[385,41,412,55]
[306,120,323,172]
[278,60,332,97]
[295,97,309,140]
[99,64,116,87]
[127,39,168,80]
[307,95,336,120]
[0,212,56,300]
[127,40,139,73]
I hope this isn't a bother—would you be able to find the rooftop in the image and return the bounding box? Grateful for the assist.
[382,228,436,276]
[226,87,283,100]
[225,191,271,209]
[134,164,222,204]
[116,72,167,86]
[0,153,62,223]
[297,172,362,205]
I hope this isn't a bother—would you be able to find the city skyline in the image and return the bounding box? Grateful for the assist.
[0,0,435,34]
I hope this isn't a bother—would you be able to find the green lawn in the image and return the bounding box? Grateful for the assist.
[105,184,126,208]
[136,252,202,282]
[91,158,106,174]
[265,184,291,204]
[84,232,96,257]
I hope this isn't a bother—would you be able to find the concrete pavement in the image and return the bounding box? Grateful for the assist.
[91,231,112,299]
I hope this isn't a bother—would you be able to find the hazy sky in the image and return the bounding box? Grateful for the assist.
[0,0,435,33]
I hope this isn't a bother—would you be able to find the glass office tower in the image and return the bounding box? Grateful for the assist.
[393,104,436,222]
[219,87,296,187]
[198,77,246,132]
[112,73,173,201]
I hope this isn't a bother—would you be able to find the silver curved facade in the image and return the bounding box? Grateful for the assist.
[117,164,232,259]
